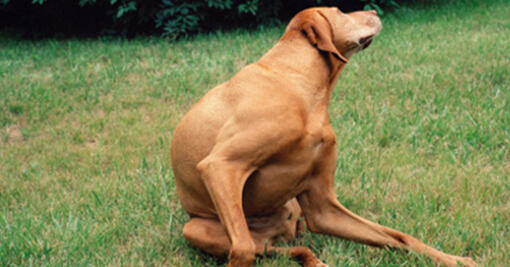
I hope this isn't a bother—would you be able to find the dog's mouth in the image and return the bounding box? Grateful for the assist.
[359,35,375,50]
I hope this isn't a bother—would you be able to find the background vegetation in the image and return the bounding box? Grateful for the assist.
[0,0,398,38]
[1,0,509,266]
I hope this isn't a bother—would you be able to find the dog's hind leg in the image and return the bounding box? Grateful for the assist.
[297,147,476,267]
[183,216,327,267]
[183,217,231,256]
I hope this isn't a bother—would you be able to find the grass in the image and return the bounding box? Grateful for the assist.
[0,0,509,266]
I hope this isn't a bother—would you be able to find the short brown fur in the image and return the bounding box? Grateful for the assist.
[171,7,475,267]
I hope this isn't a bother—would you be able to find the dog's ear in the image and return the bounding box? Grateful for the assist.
[299,10,348,63]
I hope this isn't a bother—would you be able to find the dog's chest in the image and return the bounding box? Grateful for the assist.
[242,125,335,215]
[304,113,336,151]
[304,125,336,165]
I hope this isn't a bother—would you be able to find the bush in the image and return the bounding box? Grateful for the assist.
[0,0,400,38]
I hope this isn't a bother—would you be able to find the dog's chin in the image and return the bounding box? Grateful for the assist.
[361,39,373,49]
[359,35,375,50]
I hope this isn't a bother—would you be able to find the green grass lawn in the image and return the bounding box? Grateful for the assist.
[1,0,509,266]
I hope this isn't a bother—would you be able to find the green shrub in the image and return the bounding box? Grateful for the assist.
[0,0,401,38]
[361,0,400,15]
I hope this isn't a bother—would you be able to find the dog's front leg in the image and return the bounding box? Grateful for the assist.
[297,145,476,267]
[196,117,305,266]
[197,156,256,267]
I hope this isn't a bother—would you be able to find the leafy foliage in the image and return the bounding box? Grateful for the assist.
[155,1,201,38]
[361,0,400,15]
[0,0,402,38]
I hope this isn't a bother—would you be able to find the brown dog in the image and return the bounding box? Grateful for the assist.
[171,7,475,267]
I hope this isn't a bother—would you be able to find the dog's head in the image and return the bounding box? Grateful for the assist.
[286,7,382,63]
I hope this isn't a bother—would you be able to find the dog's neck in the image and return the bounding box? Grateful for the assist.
[256,30,347,110]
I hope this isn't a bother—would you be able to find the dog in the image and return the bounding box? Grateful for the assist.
[170,7,476,267]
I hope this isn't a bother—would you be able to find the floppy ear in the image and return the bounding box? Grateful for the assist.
[301,11,348,63]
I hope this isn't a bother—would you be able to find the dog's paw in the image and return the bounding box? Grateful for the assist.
[312,259,329,267]
[445,255,476,267]
[457,257,476,267]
